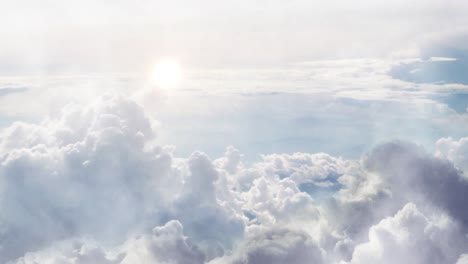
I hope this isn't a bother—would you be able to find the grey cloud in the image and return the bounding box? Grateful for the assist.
[121,220,205,264]
[11,220,204,264]
[12,242,121,264]
[365,140,468,229]
[211,227,324,264]
[210,140,468,263]
[172,151,245,254]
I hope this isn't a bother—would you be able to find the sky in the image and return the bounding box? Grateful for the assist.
[1,1,468,263]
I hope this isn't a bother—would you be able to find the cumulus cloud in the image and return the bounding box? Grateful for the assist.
[0,94,242,262]
[172,151,245,254]
[1,94,468,264]
[254,152,350,187]
[364,141,468,228]
[0,94,169,261]
[435,137,468,175]
[12,242,121,264]
[210,226,324,264]
[121,220,205,264]
[11,220,204,264]
[457,254,468,264]
[348,203,466,264]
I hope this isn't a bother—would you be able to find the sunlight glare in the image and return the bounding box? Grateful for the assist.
[151,60,182,89]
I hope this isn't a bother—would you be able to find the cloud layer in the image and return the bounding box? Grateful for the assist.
[0,94,467,263]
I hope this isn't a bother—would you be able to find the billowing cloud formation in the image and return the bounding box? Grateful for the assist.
[211,226,324,264]
[1,95,468,263]
[0,95,242,262]
[365,141,468,228]
[13,220,204,264]
[348,203,466,264]
[436,137,468,175]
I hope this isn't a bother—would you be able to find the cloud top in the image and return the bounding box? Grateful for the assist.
[0,94,467,263]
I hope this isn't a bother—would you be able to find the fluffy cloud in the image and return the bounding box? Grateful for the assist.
[253,152,351,187]
[1,94,468,264]
[348,203,466,264]
[457,254,468,264]
[121,220,205,264]
[364,141,468,228]
[210,226,324,264]
[0,95,242,262]
[172,151,245,254]
[12,242,121,264]
[0,94,165,261]
[11,220,204,264]
[435,137,468,175]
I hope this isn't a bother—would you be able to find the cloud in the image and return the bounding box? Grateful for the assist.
[172,151,245,253]
[0,94,166,261]
[12,241,121,264]
[364,141,468,228]
[389,31,468,85]
[2,0,468,72]
[0,87,28,97]
[253,152,351,187]
[11,220,204,264]
[457,254,468,264]
[329,140,468,238]
[0,94,242,262]
[348,203,466,264]
[210,226,324,264]
[1,94,468,264]
[435,137,468,175]
[389,58,468,85]
[121,220,205,264]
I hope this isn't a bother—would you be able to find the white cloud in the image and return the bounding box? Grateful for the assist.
[2,0,468,71]
[0,94,242,262]
[457,254,468,264]
[435,137,468,175]
[12,240,122,264]
[11,220,204,264]
[171,151,245,253]
[1,94,468,264]
[429,57,458,62]
[121,220,205,264]
[1,1,468,263]
[348,203,466,264]
[254,152,352,186]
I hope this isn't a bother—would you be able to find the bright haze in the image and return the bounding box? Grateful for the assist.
[1,1,468,264]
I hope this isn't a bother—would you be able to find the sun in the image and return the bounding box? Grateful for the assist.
[151,60,182,89]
